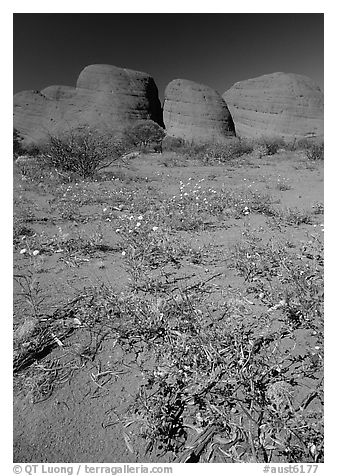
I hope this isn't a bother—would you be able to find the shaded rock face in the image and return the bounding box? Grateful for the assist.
[13,64,163,145]
[163,79,235,143]
[223,72,324,140]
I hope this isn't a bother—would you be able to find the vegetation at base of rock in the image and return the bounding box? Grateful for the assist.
[304,143,324,161]
[255,137,286,155]
[124,120,165,152]
[13,129,25,158]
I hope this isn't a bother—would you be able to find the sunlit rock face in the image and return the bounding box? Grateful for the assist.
[223,72,324,140]
[13,64,163,145]
[163,79,236,143]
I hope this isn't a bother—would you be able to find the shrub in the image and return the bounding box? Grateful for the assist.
[256,137,286,155]
[181,142,209,161]
[124,120,165,152]
[41,127,129,179]
[13,129,24,158]
[305,143,324,161]
[162,135,186,152]
[203,139,253,163]
[177,139,253,164]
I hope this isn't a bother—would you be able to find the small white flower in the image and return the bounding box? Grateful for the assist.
[20,248,27,254]
[121,251,126,256]
[32,250,40,256]
[103,208,107,212]
[152,226,159,232]
[115,228,121,233]
[138,215,143,220]
[136,222,141,227]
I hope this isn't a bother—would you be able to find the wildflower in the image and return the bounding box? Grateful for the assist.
[136,222,141,227]
[121,251,126,256]
[103,208,107,212]
[20,248,27,254]
[115,229,121,233]
[152,226,159,232]
[138,215,143,220]
[32,250,40,256]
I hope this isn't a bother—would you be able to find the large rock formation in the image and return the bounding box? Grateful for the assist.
[163,79,235,143]
[223,72,324,140]
[13,64,163,145]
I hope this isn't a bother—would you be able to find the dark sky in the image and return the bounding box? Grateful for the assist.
[13,13,324,101]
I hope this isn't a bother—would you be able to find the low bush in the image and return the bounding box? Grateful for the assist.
[284,138,324,160]
[123,120,165,152]
[304,143,324,161]
[162,135,186,152]
[176,139,253,164]
[255,137,286,155]
[41,126,129,179]
[13,129,25,158]
[203,139,254,163]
